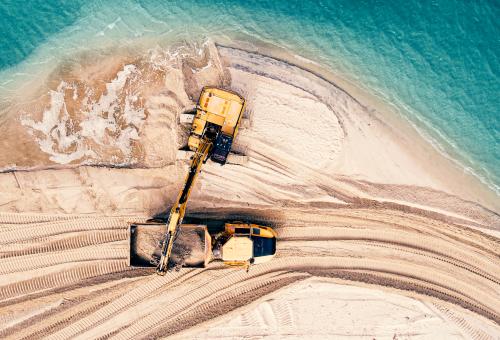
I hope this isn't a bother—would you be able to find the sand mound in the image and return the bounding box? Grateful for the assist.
[233,70,343,169]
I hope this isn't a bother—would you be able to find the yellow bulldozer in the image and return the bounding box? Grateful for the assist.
[128,87,277,274]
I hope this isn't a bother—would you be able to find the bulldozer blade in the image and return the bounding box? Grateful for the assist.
[176,149,249,165]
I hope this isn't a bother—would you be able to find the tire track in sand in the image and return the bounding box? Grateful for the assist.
[0,229,128,259]
[44,269,205,340]
[0,243,128,275]
[0,260,128,302]
[84,256,499,339]
[0,218,129,244]
[0,211,498,338]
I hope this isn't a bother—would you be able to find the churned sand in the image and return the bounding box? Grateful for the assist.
[0,41,498,338]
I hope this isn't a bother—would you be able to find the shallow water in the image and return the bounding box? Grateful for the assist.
[0,0,498,193]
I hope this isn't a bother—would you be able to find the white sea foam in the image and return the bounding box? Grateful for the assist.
[21,64,146,165]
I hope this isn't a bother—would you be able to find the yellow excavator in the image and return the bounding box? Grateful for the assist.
[128,87,277,275]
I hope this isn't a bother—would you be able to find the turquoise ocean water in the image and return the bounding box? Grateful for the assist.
[0,0,499,194]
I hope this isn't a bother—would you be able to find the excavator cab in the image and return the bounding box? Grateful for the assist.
[188,87,245,164]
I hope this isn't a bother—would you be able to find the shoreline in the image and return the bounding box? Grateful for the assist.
[0,39,498,217]
[215,42,500,213]
[1,35,498,201]
[214,34,500,199]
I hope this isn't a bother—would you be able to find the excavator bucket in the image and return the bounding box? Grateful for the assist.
[128,223,212,268]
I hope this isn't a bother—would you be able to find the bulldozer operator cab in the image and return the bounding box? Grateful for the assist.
[221,223,277,266]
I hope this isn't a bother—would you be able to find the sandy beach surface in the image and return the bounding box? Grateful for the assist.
[0,41,498,339]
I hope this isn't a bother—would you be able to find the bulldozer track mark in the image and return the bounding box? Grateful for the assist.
[346,240,500,286]
[278,238,500,286]
[313,268,500,325]
[0,268,152,311]
[144,272,309,339]
[0,229,128,259]
[294,264,499,324]
[5,276,151,340]
[1,246,498,337]
[105,256,498,339]
[429,302,493,340]
[45,269,203,340]
[4,296,115,340]
[260,257,497,322]
[0,260,128,302]
[277,225,499,277]
[0,218,129,244]
[269,261,496,325]
[0,213,80,225]
[0,244,128,275]
[106,271,304,340]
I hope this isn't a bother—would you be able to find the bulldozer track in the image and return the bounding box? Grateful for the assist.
[270,258,499,322]
[87,257,498,339]
[346,240,500,286]
[277,224,497,263]
[2,254,499,337]
[276,225,499,282]
[308,267,500,325]
[80,257,499,339]
[95,269,280,339]
[0,213,80,225]
[145,273,307,339]
[0,214,147,225]
[111,271,308,340]
[429,302,493,340]
[4,276,151,340]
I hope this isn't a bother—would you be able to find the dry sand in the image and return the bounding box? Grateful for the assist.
[0,41,498,339]
[174,277,500,339]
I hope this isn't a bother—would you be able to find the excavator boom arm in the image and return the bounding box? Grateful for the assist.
[156,138,213,274]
